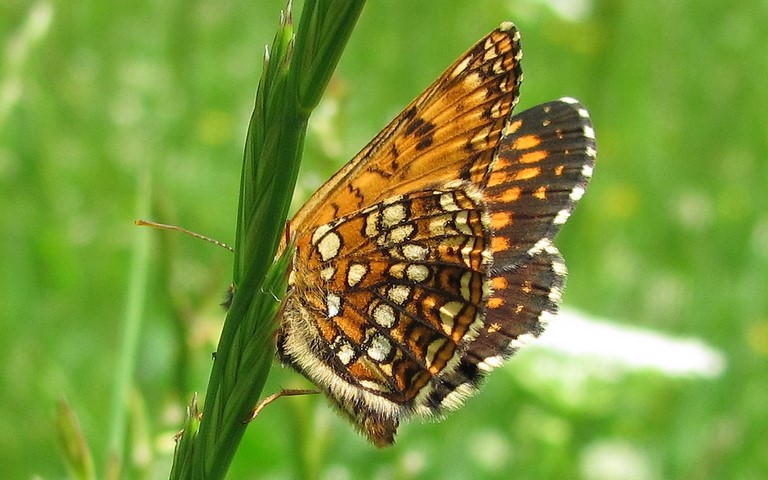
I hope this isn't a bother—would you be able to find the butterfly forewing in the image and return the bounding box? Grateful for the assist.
[290,23,522,231]
[276,22,595,447]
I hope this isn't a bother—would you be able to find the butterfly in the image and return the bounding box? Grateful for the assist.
[274,21,595,446]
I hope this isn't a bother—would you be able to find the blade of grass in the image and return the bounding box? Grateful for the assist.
[105,166,152,477]
[170,1,366,479]
[55,399,96,480]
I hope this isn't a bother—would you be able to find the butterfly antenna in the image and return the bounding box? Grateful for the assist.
[135,219,234,253]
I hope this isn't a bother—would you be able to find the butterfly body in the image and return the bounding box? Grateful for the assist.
[275,22,595,446]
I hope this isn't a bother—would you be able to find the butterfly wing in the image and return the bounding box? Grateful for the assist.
[425,98,596,409]
[290,22,523,231]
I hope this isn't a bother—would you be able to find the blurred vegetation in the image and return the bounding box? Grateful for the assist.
[1,0,766,479]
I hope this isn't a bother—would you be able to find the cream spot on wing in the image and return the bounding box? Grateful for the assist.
[365,210,380,237]
[429,216,449,236]
[460,237,477,266]
[553,208,571,225]
[337,341,355,365]
[347,263,368,287]
[406,264,430,282]
[440,193,461,212]
[387,285,411,305]
[359,379,388,392]
[509,332,537,350]
[317,231,341,261]
[439,301,463,334]
[311,224,332,245]
[382,203,406,227]
[454,211,473,235]
[368,334,392,361]
[326,293,341,317]
[439,382,476,410]
[388,223,415,244]
[373,303,396,328]
[552,258,567,276]
[426,338,447,370]
[320,266,335,282]
[477,354,505,372]
[402,243,428,261]
[570,186,585,202]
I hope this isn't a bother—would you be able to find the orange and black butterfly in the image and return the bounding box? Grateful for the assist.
[275,22,595,446]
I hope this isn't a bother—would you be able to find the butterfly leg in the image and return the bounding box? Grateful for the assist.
[245,388,319,422]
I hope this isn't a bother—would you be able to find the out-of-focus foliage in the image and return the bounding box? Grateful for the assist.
[1,0,765,478]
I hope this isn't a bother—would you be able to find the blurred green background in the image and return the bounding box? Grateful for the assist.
[2,0,767,478]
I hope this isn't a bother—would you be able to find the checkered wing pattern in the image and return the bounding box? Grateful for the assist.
[276,22,595,446]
